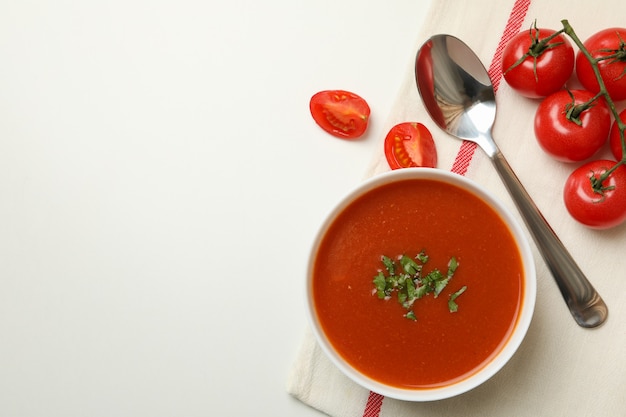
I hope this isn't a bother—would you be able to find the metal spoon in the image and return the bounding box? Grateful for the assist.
[415,34,608,328]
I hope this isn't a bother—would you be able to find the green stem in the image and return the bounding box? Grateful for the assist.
[595,51,626,63]
[505,22,567,78]
[561,19,626,187]
[531,27,567,53]
[598,160,624,180]
[567,91,603,123]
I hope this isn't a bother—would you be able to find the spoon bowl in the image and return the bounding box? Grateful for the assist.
[416,36,496,151]
[415,34,608,328]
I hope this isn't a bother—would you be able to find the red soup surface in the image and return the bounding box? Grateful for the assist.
[313,178,524,389]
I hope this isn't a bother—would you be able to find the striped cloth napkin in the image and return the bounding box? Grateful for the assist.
[288,1,626,416]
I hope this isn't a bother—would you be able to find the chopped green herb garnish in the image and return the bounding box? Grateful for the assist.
[416,250,429,264]
[448,286,467,313]
[372,251,464,321]
[400,255,421,275]
[433,275,450,297]
[447,257,458,276]
[416,283,430,299]
[398,291,408,306]
[381,255,395,275]
[373,272,387,298]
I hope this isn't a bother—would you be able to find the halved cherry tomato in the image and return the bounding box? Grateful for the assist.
[309,90,370,139]
[563,160,626,229]
[534,90,610,162]
[609,108,626,160]
[384,122,437,170]
[576,28,626,101]
[501,27,574,98]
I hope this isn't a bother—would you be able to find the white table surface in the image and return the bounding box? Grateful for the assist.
[0,0,433,416]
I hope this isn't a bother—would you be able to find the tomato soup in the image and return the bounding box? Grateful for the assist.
[312,178,524,389]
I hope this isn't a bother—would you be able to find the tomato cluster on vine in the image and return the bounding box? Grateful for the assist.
[502,21,626,229]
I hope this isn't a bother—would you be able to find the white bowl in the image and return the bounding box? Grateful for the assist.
[306,168,536,401]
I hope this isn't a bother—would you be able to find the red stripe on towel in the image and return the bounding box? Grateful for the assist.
[450,140,479,176]
[450,0,532,176]
[360,1,532,415]
[362,391,384,417]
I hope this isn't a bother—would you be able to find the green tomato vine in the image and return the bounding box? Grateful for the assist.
[559,20,626,194]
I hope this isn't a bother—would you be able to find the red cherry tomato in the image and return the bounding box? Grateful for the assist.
[384,122,437,170]
[563,160,626,229]
[533,90,610,162]
[576,28,626,101]
[609,108,626,160]
[309,90,370,139]
[502,27,574,98]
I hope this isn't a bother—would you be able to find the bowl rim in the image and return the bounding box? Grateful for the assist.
[305,167,536,402]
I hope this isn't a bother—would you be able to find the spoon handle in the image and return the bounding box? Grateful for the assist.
[491,150,608,328]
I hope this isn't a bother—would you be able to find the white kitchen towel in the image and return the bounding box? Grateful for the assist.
[288,1,626,416]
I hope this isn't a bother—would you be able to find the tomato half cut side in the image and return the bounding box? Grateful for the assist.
[384,122,437,170]
[309,90,370,139]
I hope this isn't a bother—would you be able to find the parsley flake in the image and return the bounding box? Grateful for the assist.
[448,286,467,313]
[372,250,465,321]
